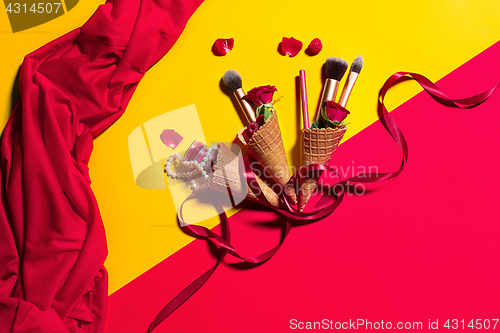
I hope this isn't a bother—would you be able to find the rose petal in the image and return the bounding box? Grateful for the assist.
[280,37,303,57]
[244,85,277,105]
[248,122,259,134]
[256,114,265,127]
[213,38,234,56]
[325,101,350,123]
[260,86,277,104]
[242,128,252,143]
[160,129,183,149]
[242,94,263,106]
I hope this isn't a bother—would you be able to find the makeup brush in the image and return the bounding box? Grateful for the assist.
[223,70,256,124]
[315,57,349,121]
[338,56,364,107]
[299,70,310,129]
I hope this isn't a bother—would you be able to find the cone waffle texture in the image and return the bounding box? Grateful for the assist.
[211,143,280,207]
[298,126,347,211]
[237,112,297,205]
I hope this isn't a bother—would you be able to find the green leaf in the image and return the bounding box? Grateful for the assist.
[310,120,325,129]
[257,105,272,123]
[256,105,264,117]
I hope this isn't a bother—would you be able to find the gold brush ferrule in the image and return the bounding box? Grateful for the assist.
[315,78,340,121]
[338,72,359,107]
[234,89,256,124]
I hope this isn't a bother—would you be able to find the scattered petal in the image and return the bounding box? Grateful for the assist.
[161,129,183,149]
[212,38,234,56]
[279,37,303,57]
[306,38,322,55]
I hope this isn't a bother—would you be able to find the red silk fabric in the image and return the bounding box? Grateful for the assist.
[148,72,500,331]
[0,0,204,332]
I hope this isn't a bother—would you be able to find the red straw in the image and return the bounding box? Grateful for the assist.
[299,69,310,129]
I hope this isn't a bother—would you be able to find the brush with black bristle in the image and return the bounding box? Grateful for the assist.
[223,70,256,124]
[338,56,364,107]
[315,57,349,121]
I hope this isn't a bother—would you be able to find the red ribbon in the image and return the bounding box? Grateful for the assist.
[147,72,500,332]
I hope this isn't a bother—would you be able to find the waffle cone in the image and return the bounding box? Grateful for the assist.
[211,143,280,208]
[298,126,347,211]
[237,112,297,205]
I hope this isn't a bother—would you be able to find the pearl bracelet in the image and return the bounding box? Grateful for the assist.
[164,144,220,192]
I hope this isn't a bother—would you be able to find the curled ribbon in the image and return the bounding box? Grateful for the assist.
[147,72,500,332]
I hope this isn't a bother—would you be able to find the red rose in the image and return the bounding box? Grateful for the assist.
[325,100,350,123]
[243,85,277,106]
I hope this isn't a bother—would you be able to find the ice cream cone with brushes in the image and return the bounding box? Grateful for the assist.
[228,80,297,205]
[297,56,363,211]
[222,70,294,206]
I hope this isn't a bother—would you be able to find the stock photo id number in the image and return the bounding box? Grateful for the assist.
[3,0,78,32]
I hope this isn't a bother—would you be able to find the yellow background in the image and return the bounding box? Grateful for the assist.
[1,0,500,294]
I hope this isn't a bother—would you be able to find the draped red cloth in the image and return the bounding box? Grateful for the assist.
[0,0,204,331]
